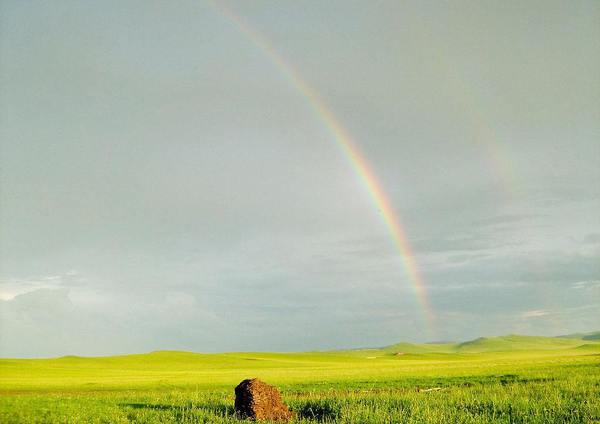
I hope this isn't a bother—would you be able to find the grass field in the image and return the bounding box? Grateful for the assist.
[1,335,599,423]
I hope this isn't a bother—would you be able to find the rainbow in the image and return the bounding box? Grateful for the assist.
[401,1,517,198]
[210,1,435,331]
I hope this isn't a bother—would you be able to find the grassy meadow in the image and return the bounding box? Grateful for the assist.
[1,334,599,423]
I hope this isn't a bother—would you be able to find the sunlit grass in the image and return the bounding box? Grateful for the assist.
[1,337,598,423]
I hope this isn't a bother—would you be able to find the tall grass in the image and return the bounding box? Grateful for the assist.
[1,344,598,423]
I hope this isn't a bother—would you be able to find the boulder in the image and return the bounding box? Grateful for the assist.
[234,378,293,421]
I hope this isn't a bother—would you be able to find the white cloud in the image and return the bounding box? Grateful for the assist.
[572,280,600,290]
[0,277,58,300]
[521,310,550,319]
[0,271,86,300]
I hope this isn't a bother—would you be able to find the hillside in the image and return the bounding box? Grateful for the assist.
[381,342,457,354]
[1,342,599,423]
[454,335,587,352]
[381,334,599,355]
[557,331,600,341]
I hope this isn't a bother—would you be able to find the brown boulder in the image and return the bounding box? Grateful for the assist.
[234,378,293,421]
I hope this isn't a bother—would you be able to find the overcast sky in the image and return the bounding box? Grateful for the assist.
[1,1,599,358]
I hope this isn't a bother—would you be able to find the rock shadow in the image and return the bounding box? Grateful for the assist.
[295,400,341,422]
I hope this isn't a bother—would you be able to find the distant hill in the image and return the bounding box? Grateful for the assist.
[584,333,600,341]
[381,342,456,354]
[454,335,585,352]
[2,332,598,361]
[379,333,599,355]
[557,331,600,341]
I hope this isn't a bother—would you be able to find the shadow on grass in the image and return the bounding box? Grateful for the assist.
[294,400,341,422]
[124,402,339,422]
[122,402,234,416]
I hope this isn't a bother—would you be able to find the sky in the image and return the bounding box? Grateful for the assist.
[0,0,599,358]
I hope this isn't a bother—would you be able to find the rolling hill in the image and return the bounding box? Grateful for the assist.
[557,331,600,341]
[379,333,599,355]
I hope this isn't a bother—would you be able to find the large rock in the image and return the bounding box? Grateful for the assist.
[234,378,293,421]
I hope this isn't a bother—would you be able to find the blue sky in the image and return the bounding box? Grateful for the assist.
[1,0,599,357]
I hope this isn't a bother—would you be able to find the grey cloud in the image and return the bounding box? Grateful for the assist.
[0,288,225,358]
[412,234,517,254]
[527,187,600,207]
[444,253,491,264]
[583,233,600,244]
[428,249,600,286]
[472,214,541,227]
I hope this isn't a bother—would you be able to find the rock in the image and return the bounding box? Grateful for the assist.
[234,378,293,421]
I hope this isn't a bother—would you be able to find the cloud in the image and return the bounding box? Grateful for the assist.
[527,187,598,206]
[0,271,86,300]
[521,309,550,319]
[583,233,600,244]
[0,287,225,358]
[571,280,600,290]
[412,234,506,254]
[473,214,541,227]
[444,253,491,264]
[429,248,600,286]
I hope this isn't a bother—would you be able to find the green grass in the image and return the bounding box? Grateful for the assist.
[1,335,599,423]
